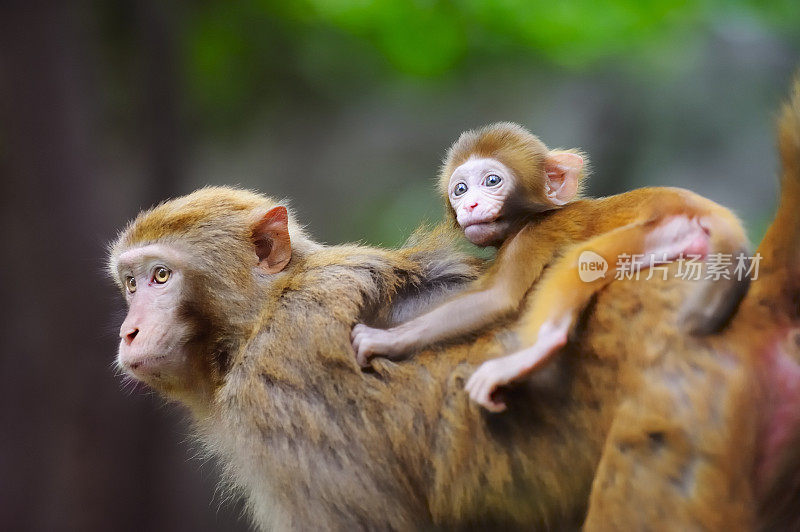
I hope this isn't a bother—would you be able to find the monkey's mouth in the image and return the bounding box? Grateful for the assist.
[462,215,501,229]
[463,220,503,246]
[119,352,170,379]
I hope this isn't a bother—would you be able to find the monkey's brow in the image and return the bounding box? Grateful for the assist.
[116,244,182,271]
[451,160,508,180]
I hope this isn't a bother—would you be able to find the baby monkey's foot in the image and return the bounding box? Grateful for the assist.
[466,315,571,412]
[644,215,710,262]
[465,354,527,412]
[351,324,407,367]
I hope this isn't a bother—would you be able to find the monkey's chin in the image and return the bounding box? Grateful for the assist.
[118,349,176,383]
[464,222,504,247]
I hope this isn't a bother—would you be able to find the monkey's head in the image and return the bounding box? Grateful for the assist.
[438,122,586,246]
[108,186,308,408]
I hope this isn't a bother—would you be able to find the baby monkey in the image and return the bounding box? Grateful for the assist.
[352,122,749,411]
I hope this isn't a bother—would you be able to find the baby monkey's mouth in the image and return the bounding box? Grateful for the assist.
[462,214,501,229]
[463,218,508,247]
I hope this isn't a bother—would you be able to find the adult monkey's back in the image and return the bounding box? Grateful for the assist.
[109,81,800,530]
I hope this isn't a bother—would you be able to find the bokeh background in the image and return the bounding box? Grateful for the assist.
[1,1,798,530]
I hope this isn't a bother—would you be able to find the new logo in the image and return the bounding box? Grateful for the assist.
[578,251,607,282]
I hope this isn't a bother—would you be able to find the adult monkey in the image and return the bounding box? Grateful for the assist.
[110,82,800,529]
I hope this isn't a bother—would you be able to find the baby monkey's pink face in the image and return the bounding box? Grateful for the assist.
[448,157,515,247]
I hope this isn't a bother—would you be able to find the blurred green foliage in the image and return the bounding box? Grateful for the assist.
[182,0,799,130]
[90,0,798,247]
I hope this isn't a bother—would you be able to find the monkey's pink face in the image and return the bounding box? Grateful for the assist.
[113,244,196,389]
[448,157,514,246]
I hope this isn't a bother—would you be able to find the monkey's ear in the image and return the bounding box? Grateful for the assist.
[252,206,292,274]
[544,152,583,206]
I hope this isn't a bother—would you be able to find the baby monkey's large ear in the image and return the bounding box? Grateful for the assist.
[252,206,292,274]
[544,151,584,206]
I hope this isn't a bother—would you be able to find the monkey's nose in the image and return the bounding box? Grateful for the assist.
[121,327,139,345]
[466,202,479,212]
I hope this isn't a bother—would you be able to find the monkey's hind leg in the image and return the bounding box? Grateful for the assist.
[465,216,710,412]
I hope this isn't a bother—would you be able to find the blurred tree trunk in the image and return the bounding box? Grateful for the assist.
[0,1,153,530]
[136,0,186,196]
[0,1,243,530]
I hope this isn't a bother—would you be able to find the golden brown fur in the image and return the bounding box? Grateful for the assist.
[107,189,759,530]
[110,185,608,527]
[583,76,800,530]
[107,80,800,530]
[423,123,750,410]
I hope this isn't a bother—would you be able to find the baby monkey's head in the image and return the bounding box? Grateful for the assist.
[439,122,586,247]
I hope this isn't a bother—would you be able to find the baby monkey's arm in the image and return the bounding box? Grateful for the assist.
[352,230,548,367]
[352,288,510,367]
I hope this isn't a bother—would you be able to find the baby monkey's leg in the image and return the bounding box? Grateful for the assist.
[466,215,710,412]
[678,204,751,335]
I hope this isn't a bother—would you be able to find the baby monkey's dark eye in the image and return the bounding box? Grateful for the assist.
[125,276,137,293]
[485,174,502,187]
[453,182,468,196]
[154,266,171,284]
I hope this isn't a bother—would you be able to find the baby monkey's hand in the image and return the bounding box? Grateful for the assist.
[351,324,411,367]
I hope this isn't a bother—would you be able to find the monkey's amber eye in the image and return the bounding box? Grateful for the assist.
[154,266,171,284]
[485,174,502,187]
[453,182,468,196]
[125,276,137,293]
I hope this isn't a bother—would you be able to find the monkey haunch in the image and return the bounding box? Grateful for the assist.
[110,82,800,530]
